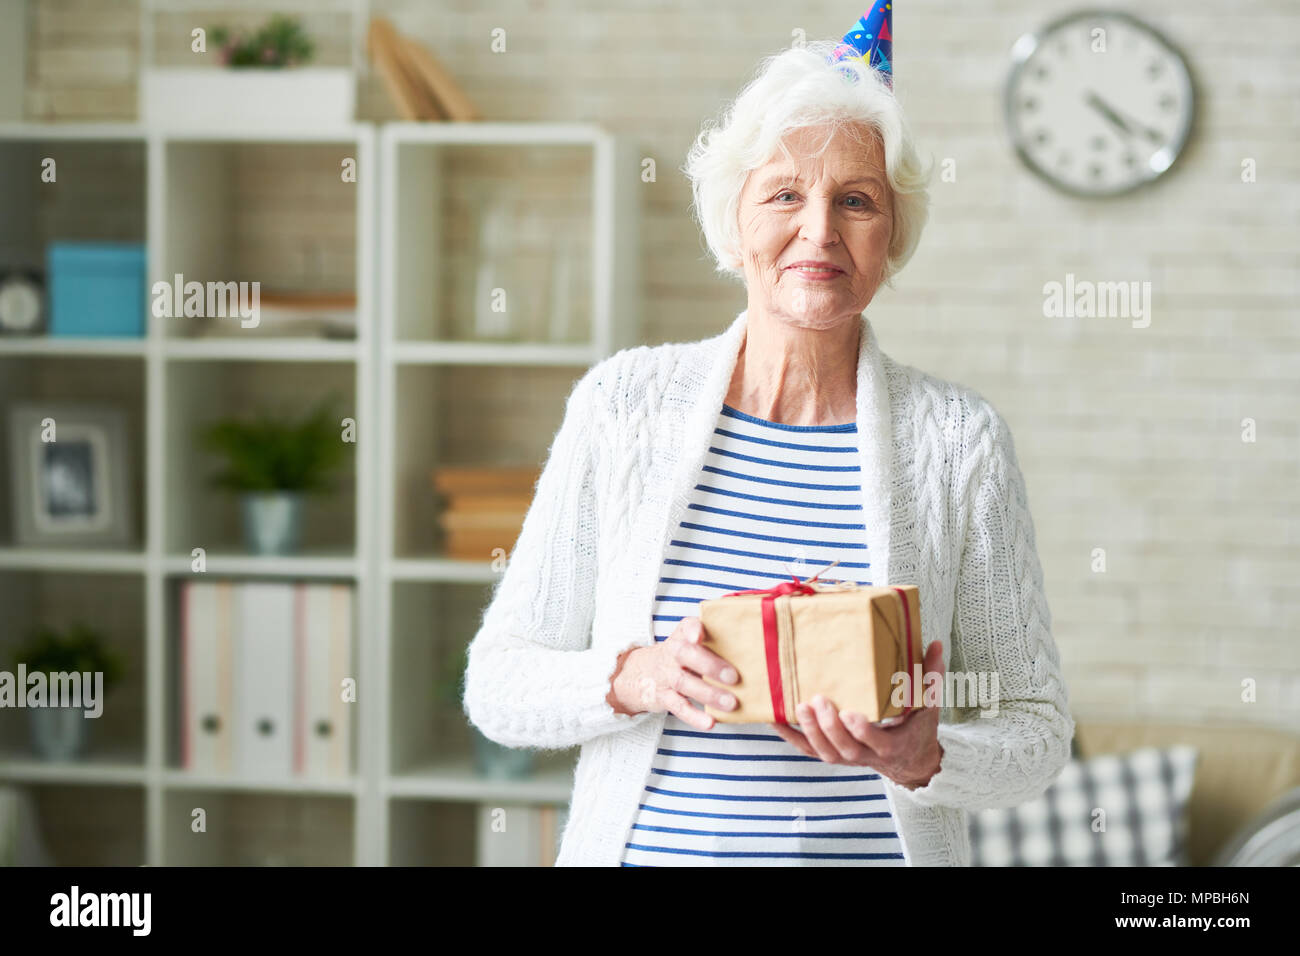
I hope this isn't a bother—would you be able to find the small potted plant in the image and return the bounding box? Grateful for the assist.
[200,395,349,555]
[434,642,535,779]
[12,623,125,761]
[210,15,315,67]
[142,14,355,131]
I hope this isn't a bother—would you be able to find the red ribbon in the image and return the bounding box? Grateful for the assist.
[721,575,917,724]
[722,575,816,724]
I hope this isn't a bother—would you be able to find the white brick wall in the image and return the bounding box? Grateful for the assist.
[18,0,1300,731]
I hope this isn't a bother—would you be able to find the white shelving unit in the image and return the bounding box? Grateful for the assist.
[0,119,640,866]
[375,122,639,865]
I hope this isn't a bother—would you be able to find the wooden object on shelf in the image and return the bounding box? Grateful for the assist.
[431,465,540,497]
[401,35,481,121]
[193,290,358,340]
[431,465,540,560]
[367,17,445,121]
[260,292,357,311]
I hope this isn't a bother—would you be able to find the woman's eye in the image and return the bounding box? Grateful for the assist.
[844,195,870,208]
[776,191,798,202]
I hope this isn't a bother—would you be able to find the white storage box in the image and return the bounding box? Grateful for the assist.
[141,67,356,131]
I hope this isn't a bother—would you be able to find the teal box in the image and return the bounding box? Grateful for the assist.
[47,241,147,338]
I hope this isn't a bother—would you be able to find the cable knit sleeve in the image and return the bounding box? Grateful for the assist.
[893,405,1074,810]
[462,362,654,750]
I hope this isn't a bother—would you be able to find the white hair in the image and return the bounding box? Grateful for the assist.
[684,40,932,289]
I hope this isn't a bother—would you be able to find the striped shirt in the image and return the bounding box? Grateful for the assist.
[619,402,906,867]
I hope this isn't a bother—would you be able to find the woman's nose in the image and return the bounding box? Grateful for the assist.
[796,199,840,246]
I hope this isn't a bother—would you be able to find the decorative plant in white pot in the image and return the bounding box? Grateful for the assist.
[200,396,350,556]
[141,14,355,131]
[12,623,125,762]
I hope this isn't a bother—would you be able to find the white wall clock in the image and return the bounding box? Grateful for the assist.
[0,272,44,334]
[1004,9,1196,197]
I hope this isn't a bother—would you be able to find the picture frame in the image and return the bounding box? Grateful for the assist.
[8,403,135,548]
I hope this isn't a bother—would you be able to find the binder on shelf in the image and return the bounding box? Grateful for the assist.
[296,582,354,778]
[234,582,296,778]
[180,580,235,774]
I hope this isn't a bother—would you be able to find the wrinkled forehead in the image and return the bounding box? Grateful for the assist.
[759,124,889,182]
[750,126,888,193]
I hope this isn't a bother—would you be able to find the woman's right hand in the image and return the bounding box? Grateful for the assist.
[607,617,739,729]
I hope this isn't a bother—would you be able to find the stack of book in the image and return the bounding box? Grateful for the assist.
[431,465,540,561]
[191,291,358,340]
[178,580,354,780]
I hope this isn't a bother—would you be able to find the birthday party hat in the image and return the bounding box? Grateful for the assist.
[829,3,893,88]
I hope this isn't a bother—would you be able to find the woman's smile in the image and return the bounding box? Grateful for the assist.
[784,260,846,281]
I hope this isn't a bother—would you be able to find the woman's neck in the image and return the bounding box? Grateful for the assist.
[724,307,861,426]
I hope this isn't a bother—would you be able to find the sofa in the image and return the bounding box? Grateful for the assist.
[1072,720,1300,866]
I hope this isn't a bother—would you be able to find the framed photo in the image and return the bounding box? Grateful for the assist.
[8,403,135,547]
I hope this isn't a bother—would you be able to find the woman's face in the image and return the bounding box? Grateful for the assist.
[735,123,894,329]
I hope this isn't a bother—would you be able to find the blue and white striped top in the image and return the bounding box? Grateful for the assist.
[619,401,906,867]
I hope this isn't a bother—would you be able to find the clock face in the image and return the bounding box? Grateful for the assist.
[0,276,43,332]
[1004,10,1195,197]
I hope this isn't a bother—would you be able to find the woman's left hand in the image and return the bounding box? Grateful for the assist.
[771,640,945,790]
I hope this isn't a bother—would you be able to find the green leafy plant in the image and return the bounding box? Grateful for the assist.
[200,395,349,494]
[12,623,125,694]
[211,15,315,68]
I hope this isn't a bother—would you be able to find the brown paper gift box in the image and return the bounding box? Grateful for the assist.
[698,581,922,725]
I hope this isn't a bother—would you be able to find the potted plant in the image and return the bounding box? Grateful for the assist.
[434,642,535,779]
[141,14,355,131]
[12,623,125,761]
[200,395,349,555]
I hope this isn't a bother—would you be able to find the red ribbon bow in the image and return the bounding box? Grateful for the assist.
[721,573,916,725]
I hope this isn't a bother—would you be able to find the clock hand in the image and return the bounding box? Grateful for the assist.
[1084,90,1165,144]
[1084,90,1135,138]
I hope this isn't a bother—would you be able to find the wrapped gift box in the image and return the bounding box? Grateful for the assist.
[699,579,921,725]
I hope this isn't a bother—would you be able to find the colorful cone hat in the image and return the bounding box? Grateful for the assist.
[830,3,893,88]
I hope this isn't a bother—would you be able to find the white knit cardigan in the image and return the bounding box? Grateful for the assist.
[463,308,1075,866]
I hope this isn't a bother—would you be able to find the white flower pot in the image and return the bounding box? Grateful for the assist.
[141,67,355,131]
[30,707,90,761]
[241,491,305,555]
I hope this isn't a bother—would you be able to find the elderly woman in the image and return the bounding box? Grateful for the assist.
[464,40,1073,866]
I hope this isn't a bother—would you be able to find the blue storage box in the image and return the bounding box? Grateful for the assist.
[47,241,147,338]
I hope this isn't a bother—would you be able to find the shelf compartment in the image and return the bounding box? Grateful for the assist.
[162,359,358,556]
[0,569,145,766]
[390,363,575,560]
[389,581,485,776]
[159,139,360,342]
[388,798,567,866]
[163,573,361,784]
[388,580,576,797]
[0,354,145,549]
[17,782,145,865]
[389,140,595,345]
[388,799,477,866]
[162,788,353,865]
